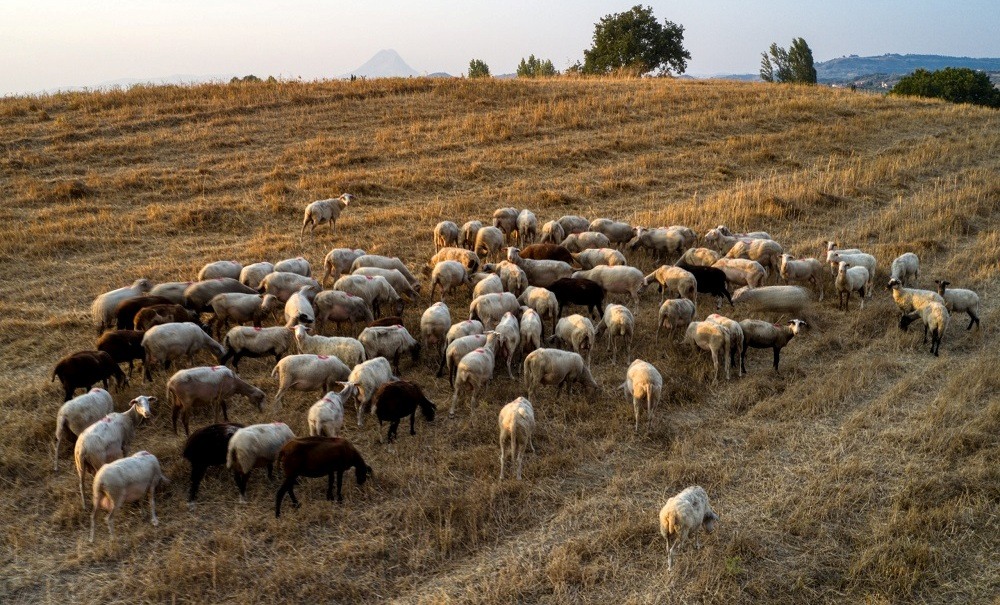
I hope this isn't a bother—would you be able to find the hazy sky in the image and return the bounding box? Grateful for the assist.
[2,1,998,95]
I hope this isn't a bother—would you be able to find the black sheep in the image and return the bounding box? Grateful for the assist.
[51,350,127,401]
[182,423,245,506]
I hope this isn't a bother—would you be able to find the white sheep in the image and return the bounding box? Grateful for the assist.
[824,242,863,276]
[220,326,296,370]
[519,306,543,357]
[440,333,488,385]
[350,254,419,287]
[539,220,566,245]
[506,246,573,288]
[571,265,647,308]
[434,220,461,251]
[573,247,628,270]
[890,252,920,287]
[89,451,168,542]
[712,258,768,289]
[627,227,685,262]
[556,215,590,235]
[731,285,811,315]
[460,221,483,250]
[494,312,521,379]
[271,354,351,409]
[725,239,783,279]
[239,262,275,290]
[518,286,559,334]
[301,193,353,234]
[716,225,770,240]
[141,322,225,380]
[351,268,420,300]
[561,231,611,253]
[522,348,598,402]
[644,265,697,303]
[827,251,876,298]
[706,313,744,378]
[588,218,636,248]
[450,331,502,417]
[198,260,243,281]
[258,271,322,303]
[420,302,452,367]
[446,319,485,344]
[551,314,596,368]
[74,395,154,508]
[333,274,403,317]
[900,301,950,356]
[358,325,421,374]
[656,298,696,342]
[274,257,312,277]
[166,366,266,435]
[675,247,721,267]
[348,356,397,427]
[54,388,114,471]
[493,260,530,296]
[313,290,375,334]
[660,485,719,570]
[475,225,506,262]
[682,321,730,383]
[293,324,366,367]
[887,278,944,315]
[148,281,192,305]
[226,422,295,502]
[620,359,662,432]
[283,284,317,328]
[492,207,520,240]
[701,228,743,254]
[321,248,367,284]
[595,304,634,364]
[778,254,825,301]
[835,262,870,311]
[308,382,358,437]
[469,292,520,331]
[498,397,536,480]
[935,280,980,331]
[91,278,154,334]
[208,292,281,338]
[429,260,473,301]
[472,273,504,298]
[516,209,538,246]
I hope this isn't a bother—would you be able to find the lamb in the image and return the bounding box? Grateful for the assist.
[446,319,484,344]
[472,273,504,298]
[239,262,275,290]
[352,267,420,299]
[474,226,506,261]
[348,357,398,427]
[89,451,168,542]
[429,260,473,301]
[506,246,574,288]
[371,380,437,444]
[292,324,366,367]
[274,437,371,516]
[450,331,503,417]
[731,285,811,315]
[682,321,731,383]
[712,258,768,289]
[522,348,598,402]
[573,248,627,270]
[183,423,244,508]
[349,254,419,288]
[113,295,174,330]
[644,265,697,303]
[133,303,203,331]
[900,301,950,356]
[725,239,784,279]
[460,220,483,250]
[675,262,733,309]
[209,292,280,337]
[54,388,114,471]
[516,209,538,246]
[547,277,605,319]
[274,257,311,277]
[426,247,481,274]
[518,286,560,334]
[660,486,720,570]
[935,280,980,330]
[620,360,662,432]
[588,218,636,247]
[358,325,421,375]
[258,272,322,303]
[571,265,647,308]
[675,247,721,267]
[492,207,520,240]
[705,314,745,377]
[778,254,825,301]
[227,422,296,502]
[142,322,226,381]
[272,354,351,409]
[887,278,944,315]
[419,302,452,368]
[301,193,353,234]
[321,248,366,284]
[556,215,590,235]
[308,382,358,438]
[595,304,634,364]
[440,333,489,385]
[219,326,296,369]
[96,330,146,377]
[519,307,543,357]
[333,274,403,318]
[551,314,596,368]
[198,260,243,281]
[313,290,375,334]
[835,262,869,311]
[74,395,154,508]
[498,397,536,480]
[827,251,876,298]
[148,281,192,305]
[493,312,521,379]
[539,220,566,245]
[561,231,611,253]
[52,350,127,402]
[656,298,696,342]
[434,220,461,251]
[738,319,806,374]
[167,366,266,435]
[627,227,685,262]
[469,292,520,331]
[185,278,259,311]
[91,278,154,333]
[284,285,317,328]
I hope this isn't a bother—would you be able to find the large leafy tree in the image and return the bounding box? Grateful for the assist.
[468,59,491,79]
[582,5,690,76]
[761,37,816,84]
[892,68,1000,108]
[517,55,558,78]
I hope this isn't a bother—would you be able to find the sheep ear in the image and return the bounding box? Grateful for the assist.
[148,397,158,403]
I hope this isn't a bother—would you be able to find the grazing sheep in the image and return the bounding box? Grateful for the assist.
[589,218,636,248]
[561,231,611,253]
[313,290,375,334]
[239,262,275,290]
[209,292,280,337]
[91,278,154,334]
[371,380,437,443]
[474,226,506,262]
[492,260,530,296]
[595,304,634,364]
[74,395,154,507]
[517,209,538,246]
[551,314,596,368]
[133,303,203,331]
[469,292,521,331]
[198,260,243,281]
[620,360,662,432]
[887,278,944,315]
[571,265,647,309]
[739,319,806,374]
[778,254,825,301]
[835,262,869,311]
[888,252,920,287]
[446,319,485,344]
[682,321,731,383]
[522,348,598,402]
[827,251,876,298]
[227,422,295,502]
[96,330,146,378]
[420,302,452,367]
[348,357,398,427]
[660,486,720,571]
[519,307,543,357]
[675,262,733,309]
[427,247,481,277]
[701,228,743,255]
[429,260,473,301]
[308,382,358,438]
[556,215,590,235]
[52,350,127,402]
[321,248,367,285]
[358,325,421,375]
[656,298,697,342]
[333,274,403,318]
[706,314,744,377]
[573,248,627,270]
[936,280,980,330]
[54,388,114,471]
[716,226,770,240]
[257,272,322,303]
[349,255,419,287]
[518,244,578,264]
[498,397,535,480]
[493,312,521,379]
[675,247,721,267]
[185,278,259,311]
[148,281,192,305]
[292,324,365,368]
[183,423,244,508]
[712,258,768,289]
[900,301,950,356]
[731,285,811,315]
[302,193,353,234]
[518,286,560,334]
[274,437,371,516]
[167,366,266,435]
[142,322,225,381]
[450,331,504,417]
[627,227,685,262]
[352,267,420,300]
[725,239,783,280]
[284,285,317,328]
[440,333,489,385]
[220,326,295,370]
[547,277,605,319]
[460,220,483,250]
[492,207,520,239]
[434,221,461,251]
[506,246,574,288]
[644,265,697,303]
[89,451,168,542]
[272,354,351,409]
[539,220,566,245]
[113,295,174,330]
[274,257,311,277]
[825,242,864,276]
[472,273,504,298]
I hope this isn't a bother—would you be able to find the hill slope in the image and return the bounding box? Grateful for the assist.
[0,78,997,604]
[817,53,1000,81]
[341,49,420,78]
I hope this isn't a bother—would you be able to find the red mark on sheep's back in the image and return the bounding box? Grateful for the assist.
[254,327,262,331]
[318,355,329,360]
[365,276,373,280]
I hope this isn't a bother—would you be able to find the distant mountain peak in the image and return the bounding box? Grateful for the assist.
[341,49,419,79]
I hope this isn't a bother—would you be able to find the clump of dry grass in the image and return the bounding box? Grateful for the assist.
[0,77,997,604]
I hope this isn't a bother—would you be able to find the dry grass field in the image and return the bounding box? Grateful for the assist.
[1,77,998,604]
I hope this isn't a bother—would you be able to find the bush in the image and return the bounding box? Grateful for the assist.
[891,68,1000,108]
[468,60,491,79]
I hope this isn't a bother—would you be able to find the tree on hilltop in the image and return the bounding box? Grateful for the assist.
[760,38,816,84]
[581,5,690,76]
[517,55,558,78]
[468,59,491,79]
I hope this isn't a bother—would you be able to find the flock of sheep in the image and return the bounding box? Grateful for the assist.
[49,196,982,569]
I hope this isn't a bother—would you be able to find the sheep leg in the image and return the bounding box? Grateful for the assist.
[326,474,336,500]
[189,464,207,505]
[773,348,781,373]
[741,342,749,375]
[235,472,249,503]
[183,410,192,437]
[409,411,416,436]
[336,470,344,502]
[89,491,102,543]
[78,469,88,509]
[499,431,506,480]
[922,324,929,344]
[275,478,294,517]
[711,349,720,384]
[148,482,159,527]
[633,396,640,432]
[516,447,524,481]
[266,461,274,481]
[967,312,978,330]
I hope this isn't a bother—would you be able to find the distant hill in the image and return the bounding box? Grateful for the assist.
[340,49,419,79]
[817,54,1000,82]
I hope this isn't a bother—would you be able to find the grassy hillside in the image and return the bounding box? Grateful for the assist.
[0,77,997,604]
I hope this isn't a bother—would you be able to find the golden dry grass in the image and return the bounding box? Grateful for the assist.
[1,77,998,604]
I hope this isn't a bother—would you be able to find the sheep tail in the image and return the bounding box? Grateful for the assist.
[226,444,238,471]
[270,364,280,379]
